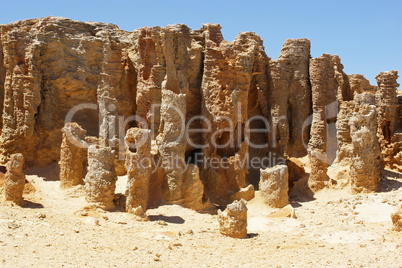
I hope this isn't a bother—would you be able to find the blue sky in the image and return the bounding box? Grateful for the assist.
[1,0,401,86]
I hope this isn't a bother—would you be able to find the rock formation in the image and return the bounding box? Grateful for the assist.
[0,17,400,212]
[308,54,352,191]
[125,128,152,218]
[181,164,210,211]
[59,123,87,188]
[84,145,117,210]
[200,24,261,205]
[391,204,402,232]
[218,199,248,239]
[349,104,381,193]
[0,17,135,167]
[4,153,25,205]
[269,38,311,157]
[259,165,289,208]
[348,74,376,95]
[375,71,399,167]
[125,128,152,217]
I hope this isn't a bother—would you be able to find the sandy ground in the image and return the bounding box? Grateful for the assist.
[0,163,402,268]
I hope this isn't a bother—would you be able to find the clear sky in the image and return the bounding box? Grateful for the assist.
[1,0,401,86]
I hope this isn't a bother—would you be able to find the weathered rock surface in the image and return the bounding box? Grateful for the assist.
[84,145,117,210]
[349,105,381,193]
[200,24,260,205]
[308,54,352,191]
[259,165,289,208]
[218,199,248,238]
[4,153,25,205]
[181,164,211,211]
[348,74,376,95]
[0,17,135,167]
[286,157,306,188]
[0,17,400,211]
[59,123,87,188]
[125,128,152,218]
[269,38,311,157]
[375,71,399,167]
[391,205,402,232]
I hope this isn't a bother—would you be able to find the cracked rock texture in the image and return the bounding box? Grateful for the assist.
[4,153,25,205]
[218,199,248,238]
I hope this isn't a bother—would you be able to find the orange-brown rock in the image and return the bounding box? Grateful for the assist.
[0,17,136,167]
[218,199,248,239]
[125,128,152,218]
[269,38,311,157]
[391,205,402,232]
[4,153,25,205]
[59,123,87,188]
[375,71,399,167]
[200,24,261,205]
[286,157,306,187]
[0,16,401,213]
[84,145,117,210]
[259,165,289,208]
[348,74,376,95]
[349,104,381,193]
[308,54,352,191]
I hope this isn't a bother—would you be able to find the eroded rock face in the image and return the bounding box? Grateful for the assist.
[200,24,260,205]
[0,17,135,167]
[125,128,152,218]
[59,123,87,188]
[269,38,311,157]
[348,74,376,95]
[259,165,289,208]
[375,71,399,167]
[4,153,25,205]
[391,205,402,232]
[349,105,381,193]
[0,17,400,211]
[308,54,352,191]
[84,145,117,210]
[181,164,210,211]
[218,199,248,239]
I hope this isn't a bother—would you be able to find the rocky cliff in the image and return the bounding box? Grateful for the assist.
[0,17,400,208]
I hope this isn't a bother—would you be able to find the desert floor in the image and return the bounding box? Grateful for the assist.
[0,162,401,268]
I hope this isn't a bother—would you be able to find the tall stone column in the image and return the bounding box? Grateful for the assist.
[59,123,87,188]
[349,104,381,193]
[125,128,152,218]
[4,153,25,206]
[308,54,352,191]
[375,70,399,166]
[84,145,117,210]
[269,38,311,157]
